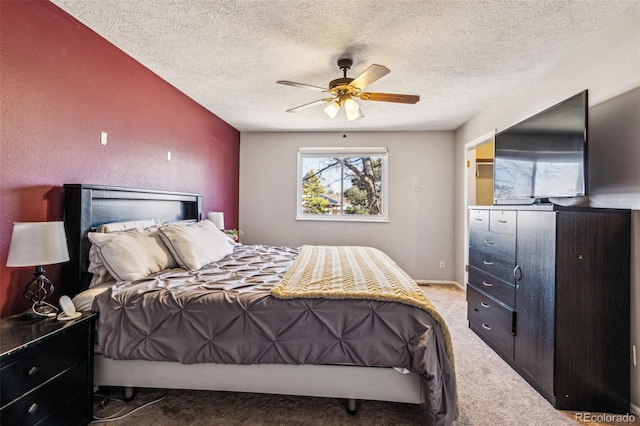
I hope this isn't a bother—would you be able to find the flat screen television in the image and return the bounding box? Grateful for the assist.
[493,90,588,205]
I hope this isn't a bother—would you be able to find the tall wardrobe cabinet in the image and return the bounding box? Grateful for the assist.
[467,205,630,413]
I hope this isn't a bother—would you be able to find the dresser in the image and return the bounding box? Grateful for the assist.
[467,205,630,413]
[0,312,96,425]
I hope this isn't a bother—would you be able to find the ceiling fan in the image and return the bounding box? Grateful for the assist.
[276,58,420,121]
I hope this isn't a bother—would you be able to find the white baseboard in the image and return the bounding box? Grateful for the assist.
[631,401,639,416]
[415,280,464,290]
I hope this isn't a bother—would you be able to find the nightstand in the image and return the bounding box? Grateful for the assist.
[0,311,97,425]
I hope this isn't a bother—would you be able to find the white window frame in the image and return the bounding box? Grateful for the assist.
[296,147,389,222]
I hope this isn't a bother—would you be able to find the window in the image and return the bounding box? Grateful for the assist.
[296,147,388,222]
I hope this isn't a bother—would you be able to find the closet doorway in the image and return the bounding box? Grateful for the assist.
[462,131,495,287]
[474,140,494,206]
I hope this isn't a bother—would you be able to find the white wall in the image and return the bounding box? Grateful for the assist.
[239,131,455,281]
[454,3,640,412]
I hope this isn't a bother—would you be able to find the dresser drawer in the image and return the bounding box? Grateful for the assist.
[1,361,88,426]
[469,251,516,285]
[469,209,489,230]
[490,210,516,234]
[469,229,516,260]
[1,326,88,406]
[469,230,516,283]
[468,266,516,308]
[467,284,515,360]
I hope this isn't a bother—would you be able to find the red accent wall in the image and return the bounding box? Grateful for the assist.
[0,1,240,317]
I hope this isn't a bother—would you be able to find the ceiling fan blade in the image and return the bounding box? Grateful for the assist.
[348,64,390,91]
[286,98,333,113]
[276,80,328,92]
[357,92,420,104]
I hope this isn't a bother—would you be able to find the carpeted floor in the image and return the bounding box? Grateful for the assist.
[91,284,638,425]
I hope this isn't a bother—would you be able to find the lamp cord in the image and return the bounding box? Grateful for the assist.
[92,391,168,422]
[31,301,59,318]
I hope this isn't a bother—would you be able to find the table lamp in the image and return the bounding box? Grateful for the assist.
[6,222,70,317]
[206,212,225,230]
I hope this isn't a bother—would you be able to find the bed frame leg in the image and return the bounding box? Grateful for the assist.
[123,386,135,402]
[347,398,357,415]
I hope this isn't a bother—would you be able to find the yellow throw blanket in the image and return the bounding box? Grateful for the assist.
[271,245,455,368]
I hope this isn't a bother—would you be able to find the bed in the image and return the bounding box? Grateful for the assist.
[62,184,457,425]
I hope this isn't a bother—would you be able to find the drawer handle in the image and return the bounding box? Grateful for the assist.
[482,323,492,330]
[514,265,522,281]
[483,240,494,244]
[481,302,490,308]
[497,219,508,224]
[482,281,493,287]
[26,366,38,376]
[483,261,493,266]
[474,217,483,221]
[28,403,38,415]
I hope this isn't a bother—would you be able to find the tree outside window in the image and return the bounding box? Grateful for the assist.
[297,148,388,222]
[302,169,330,214]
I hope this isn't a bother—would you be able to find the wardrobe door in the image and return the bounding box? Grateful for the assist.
[514,210,556,398]
[554,210,631,412]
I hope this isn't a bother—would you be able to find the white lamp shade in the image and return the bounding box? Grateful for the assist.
[324,101,340,119]
[6,222,70,267]
[206,212,225,230]
[346,107,364,121]
[343,97,359,114]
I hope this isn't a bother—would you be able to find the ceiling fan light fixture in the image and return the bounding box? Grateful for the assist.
[345,107,363,121]
[277,58,418,121]
[324,101,341,119]
[343,96,359,114]
[340,94,362,121]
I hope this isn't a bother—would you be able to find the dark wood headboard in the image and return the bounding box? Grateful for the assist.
[62,184,202,295]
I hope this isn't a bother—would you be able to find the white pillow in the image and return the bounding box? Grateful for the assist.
[212,221,240,248]
[88,219,156,287]
[158,220,233,271]
[88,228,177,282]
[72,282,112,311]
[88,245,112,287]
[96,219,155,233]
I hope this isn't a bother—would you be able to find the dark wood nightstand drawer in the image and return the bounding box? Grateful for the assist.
[1,325,87,407]
[468,266,515,308]
[0,312,96,426]
[1,361,87,426]
[467,284,515,360]
[489,210,516,234]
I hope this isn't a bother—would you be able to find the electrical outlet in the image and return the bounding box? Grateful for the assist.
[439,260,445,269]
[100,131,108,145]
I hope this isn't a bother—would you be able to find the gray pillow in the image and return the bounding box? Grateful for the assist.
[158,220,234,271]
[88,228,177,282]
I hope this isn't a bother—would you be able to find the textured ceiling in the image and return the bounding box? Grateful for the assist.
[51,0,637,132]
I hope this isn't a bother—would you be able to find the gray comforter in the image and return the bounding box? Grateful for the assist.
[92,244,456,425]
